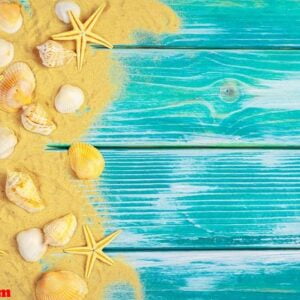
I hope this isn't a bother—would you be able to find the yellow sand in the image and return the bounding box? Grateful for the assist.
[0,0,180,299]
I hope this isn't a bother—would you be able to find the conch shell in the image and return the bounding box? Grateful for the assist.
[5,171,45,213]
[0,62,36,112]
[43,214,77,247]
[0,126,17,159]
[21,104,56,136]
[0,38,14,68]
[37,40,76,68]
[0,1,23,34]
[68,143,105,179]
[16,228,47,262]
[35,271,88,300]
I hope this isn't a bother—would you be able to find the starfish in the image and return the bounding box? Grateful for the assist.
[51,3,113,71]
[64,225,122,279]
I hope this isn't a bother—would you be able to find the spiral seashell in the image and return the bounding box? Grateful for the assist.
[68,143,105,179]
[0,62,35,112]
[35,271,88,300]
[55,1,81,24]
[5,171,45,213]
[0,38,14,68]
[0,1,23,34]
[37,40,76,68]
[0,126,17,159]
[43,214,77,247]
[21,104,56,136]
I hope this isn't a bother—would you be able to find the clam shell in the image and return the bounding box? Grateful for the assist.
[0,2,23,34]
[21,104,56,136]
[43,214,77,247]
[69,143,105,179]
[5,171,45,213]
[0,126,17,159]
[36,271,88,300]
[0,62,36,112]
[55,1,81,24]
[55,84,84,113]
[0,38,14,68]
[16,228,47,262]
[37,40,76,68]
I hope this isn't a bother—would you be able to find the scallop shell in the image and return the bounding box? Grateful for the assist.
[37,40,76,68]
[55,1,81,24]
[21,104,56,136]
[36,271,88,300]
[0,126,17,159]
[0,1,23,34]
[5,171,45,213]
[43,214,77,247]
[16,228,47,262]
[0,38,14,68]
[0,62,35,112]
[55,84,84,113]
[69,143,105,179]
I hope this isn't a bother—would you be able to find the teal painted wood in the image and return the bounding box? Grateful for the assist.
[79,50,300,147]
[82,149,300,249]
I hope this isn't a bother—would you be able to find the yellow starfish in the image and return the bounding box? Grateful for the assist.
[64,225,122,279]
[52,3,113,71]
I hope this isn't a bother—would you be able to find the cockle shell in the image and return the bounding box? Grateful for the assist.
[37,40,76,68]
[0,126,17,159]
[5,171,45,213]
[0,62,35,112]
[0,39,14,68]
[0,1,23,34]
[69,143,105,179]
[55,1,81,24]
[55,84,84,113]
[36,271,88,300]
[21,104,56,136]
[43,214,77,247]
[16,228,47,262]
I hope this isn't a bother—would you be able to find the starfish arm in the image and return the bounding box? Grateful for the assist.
[68,11,84,31]
[96,230,122,250]
[86,32,113,49]
[52,30,80,41]
[83,225,97,248]
[79,36,87,71]
[64,246,91,255]
[96,251,114,266]
[85,252,97,279]
[84,3,106,32]
[75,37,82,71]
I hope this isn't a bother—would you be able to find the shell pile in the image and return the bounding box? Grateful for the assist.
[35,271,88,300]
[37,40,76,68]
[0,38,14,68]
[0,62,36,112]
[55,0,81,24]
[69,143,105,179]
[21,103,56,136]
[0,1,23,34]
[0,126,17,159]
[5,171,45,213]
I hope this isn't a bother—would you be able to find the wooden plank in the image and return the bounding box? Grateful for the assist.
[107,250,300,299]
[84,149,300,249]
[83,50,300,147]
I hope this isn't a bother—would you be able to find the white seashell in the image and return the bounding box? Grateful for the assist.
[0,126,17,159]
[21,104,56,136]
[37,40,76,68]
[0,2,23,34]
[16,228,48,262]
[55,1,81,24]
[55,84,84,113]
[0,39,14,68]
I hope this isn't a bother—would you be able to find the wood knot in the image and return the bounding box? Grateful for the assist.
[220,80,241,103]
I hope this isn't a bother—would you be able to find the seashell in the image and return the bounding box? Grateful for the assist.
[0,62,35,112]
[21,104,56,136]
[16,228,48,262]
[37,40,76,68]
[69,143,105,179]
[55,1,81,24]
[0,126,17,159]
[36,270,88,300]
[5,171,45,213]
[0,38,14,68]
[55,84,84,113]
[0,1,23,34]
[43,214,77,247]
